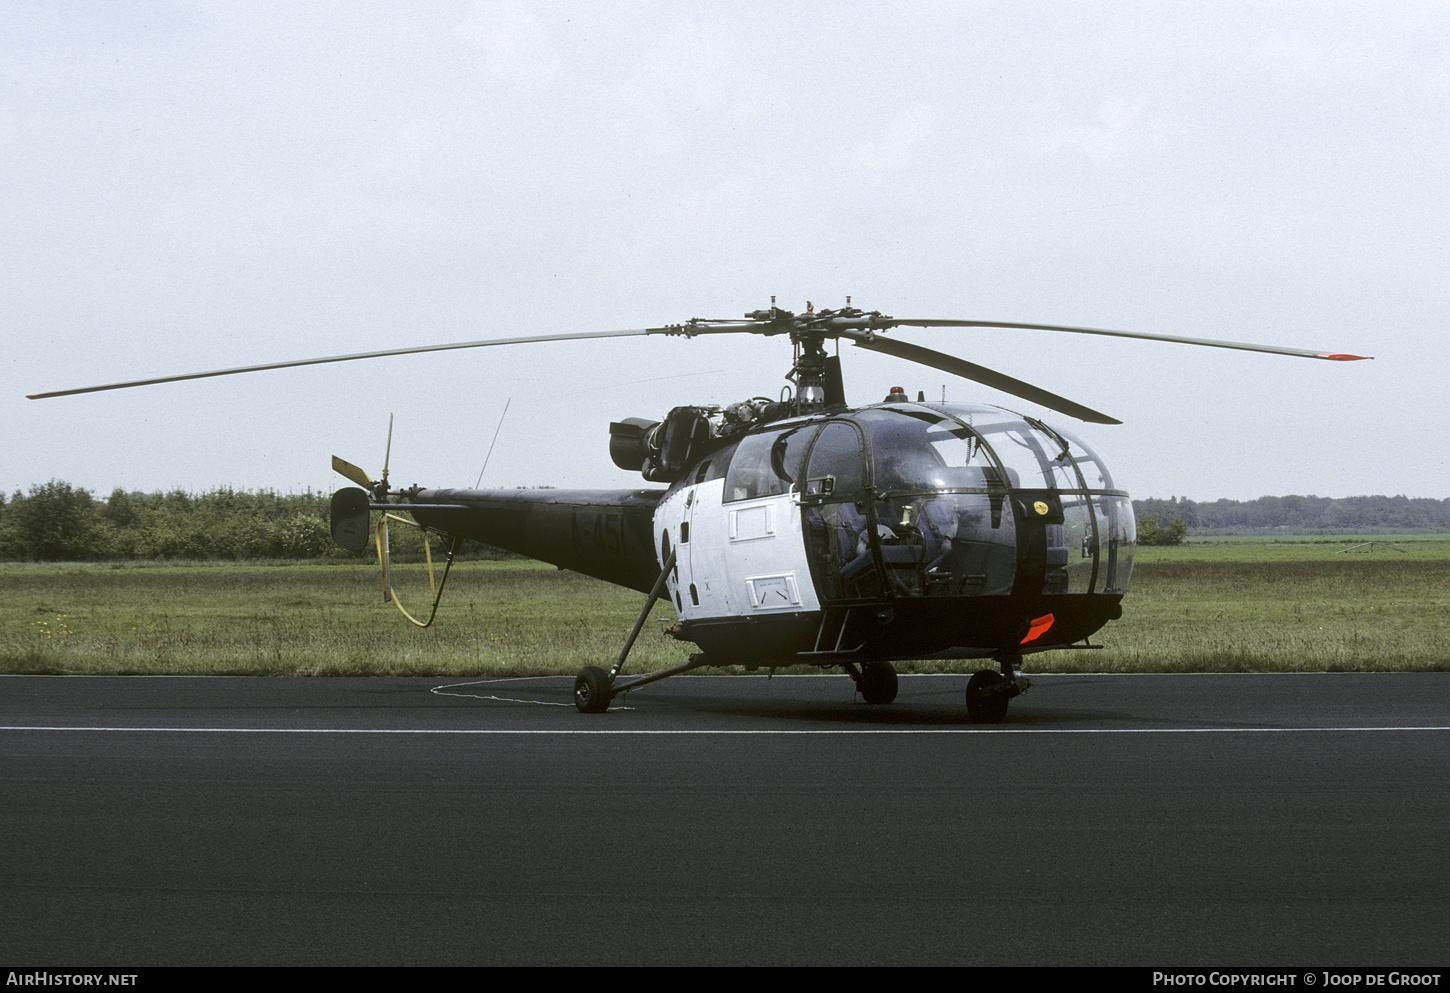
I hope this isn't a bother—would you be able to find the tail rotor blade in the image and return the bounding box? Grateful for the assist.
[382,413,394,485]
[332,456,374,489]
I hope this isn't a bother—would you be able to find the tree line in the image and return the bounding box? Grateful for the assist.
[0,481,529,563]
[1134,494,1450,532]
[0,482,335,562]
[1,481,1445,562]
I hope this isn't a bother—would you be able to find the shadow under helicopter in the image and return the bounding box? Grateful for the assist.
[458,674,1127,727]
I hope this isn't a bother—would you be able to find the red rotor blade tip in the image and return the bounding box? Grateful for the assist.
[1317,352,1373,361]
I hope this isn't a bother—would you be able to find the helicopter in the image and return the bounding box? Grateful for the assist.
[29,298,1370,720]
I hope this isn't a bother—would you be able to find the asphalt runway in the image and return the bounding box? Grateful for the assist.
[2,672,1447,966]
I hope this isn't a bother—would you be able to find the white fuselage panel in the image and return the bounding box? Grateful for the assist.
[655,479,820,621]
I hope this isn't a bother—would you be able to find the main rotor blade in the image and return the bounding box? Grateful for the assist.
[880,318,1373,361]
[844,332,1122,424]
[26,327,664,399]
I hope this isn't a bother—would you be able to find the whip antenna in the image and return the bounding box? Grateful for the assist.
[475,398,511,488]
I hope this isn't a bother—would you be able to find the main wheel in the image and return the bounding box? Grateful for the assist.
[858,660,899,705]
[965,669,1010,724]
[574,666,613,714]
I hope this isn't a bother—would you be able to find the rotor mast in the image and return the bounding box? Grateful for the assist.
[732,296,878,414]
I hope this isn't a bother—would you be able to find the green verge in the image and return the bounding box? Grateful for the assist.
[2,537,1448,675]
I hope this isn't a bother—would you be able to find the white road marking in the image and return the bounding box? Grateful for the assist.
[1,725,1447,734]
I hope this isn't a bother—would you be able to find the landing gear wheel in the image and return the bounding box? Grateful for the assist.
[574,666,613,714]
[965,669,1010,724]
[858,660,899,705]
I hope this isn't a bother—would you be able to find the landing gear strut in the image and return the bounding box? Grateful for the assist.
[573,549,681,714]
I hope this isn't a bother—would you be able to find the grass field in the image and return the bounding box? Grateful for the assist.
[2,537,1448,675]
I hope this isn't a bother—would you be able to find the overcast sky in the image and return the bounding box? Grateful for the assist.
[4,1,1444,503]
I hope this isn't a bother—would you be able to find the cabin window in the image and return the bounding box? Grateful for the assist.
[802,421,865,503]
[723,426,815,503]
[691,440,738,488]
[821,408,1021,599]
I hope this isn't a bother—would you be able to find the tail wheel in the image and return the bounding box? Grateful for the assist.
[965,669,1010,724]
[574,666,613,714]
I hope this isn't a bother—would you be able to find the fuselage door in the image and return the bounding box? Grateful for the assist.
[799,419,873,601]
[719,426,820,616]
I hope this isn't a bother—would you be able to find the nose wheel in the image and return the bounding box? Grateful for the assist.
[965,664,1029,724]
[964,670,1008,723]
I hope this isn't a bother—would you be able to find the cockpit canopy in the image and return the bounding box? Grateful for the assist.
[698,401,1136,599]
[713,401,1119,501]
